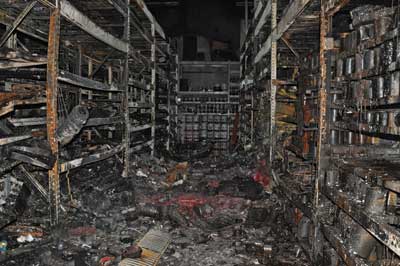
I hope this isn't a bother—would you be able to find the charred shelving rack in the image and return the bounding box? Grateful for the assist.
[241,0,400,264]
[0,0,177,225]
[177,61,240,156]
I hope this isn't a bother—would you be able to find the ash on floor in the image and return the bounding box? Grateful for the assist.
[0,153,310,266]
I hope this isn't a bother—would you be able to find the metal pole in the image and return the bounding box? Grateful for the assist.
[46,7,61,225]
[151,21,156,157]
[245,0,248,31]
[269,0,277,164]
[316,2,329,210]
[313,1,329,262]
[175,54,179,146]
[122,0,131,177]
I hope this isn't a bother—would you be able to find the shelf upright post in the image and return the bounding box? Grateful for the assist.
[269,0,277,164]
[251,89,254,144]
[227,62,231,148]
[46,4,61,225]
[175,55,179,146]
[108,65,114,139]
[87,59,93,141]
[167,79,171,151]
[122,0,131,177]
[313,0,330,261]
[151,21,157,157]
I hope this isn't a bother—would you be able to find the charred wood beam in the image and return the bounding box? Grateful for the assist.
[254,0,271,37]
[254,0,313,63]
[12,146,52,158]
[129,140,153,153]
[324,0,350,16]
[281,37,299,58]
[85,116,124,127]
[88,51,114,79]
[19,166,67,213]
[0,61,47,69]
[10,152,53,169]
[0,9,47,43]
[0,47,47,62]
[131,0,166,40]
[0,68,46,80]
[106,0,128,17]
[7,117,46,127]
[130,124,151,133]
[16,37,30,52]
[58,70,123,92]
[8,116,123,128]
[46,7,61,225]
[58,0,129,53]
[0,92,43,105]
[0,1,38,47]
[59,145,123,173]
[129,79,148,90]
[19,165,49,203]
[0,135,32,146]
[128,11,167,57]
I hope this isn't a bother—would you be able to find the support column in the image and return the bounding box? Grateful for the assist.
[251,90,254,144]
[316,2,329,209]
[77,46,83,103]
[269,0,277,164]
[87,58,93,141]
[167,80,171,151]
[313,2,329,262]
[122,0,131,177]
[151,22,156,157]
[227,63,231,146]
[175,54,179,146]
[108,65,114,139]
[46,7,61,225]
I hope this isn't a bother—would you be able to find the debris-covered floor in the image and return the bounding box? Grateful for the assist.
[0,152,310,266]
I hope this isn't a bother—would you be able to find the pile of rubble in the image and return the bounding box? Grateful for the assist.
[0,152,310,266]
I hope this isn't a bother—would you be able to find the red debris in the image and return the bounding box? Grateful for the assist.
[69,226,96,237]
[99,256,115,266]
[253,159,271,188]
[141,193,248,218]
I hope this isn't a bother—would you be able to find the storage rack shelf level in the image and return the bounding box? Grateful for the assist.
[240,0,400,264]
[0,0,176,225]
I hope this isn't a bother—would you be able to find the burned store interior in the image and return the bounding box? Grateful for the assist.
[2,0,400,265]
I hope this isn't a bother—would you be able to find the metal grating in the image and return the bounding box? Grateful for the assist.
[119,230,171,266]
